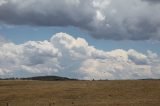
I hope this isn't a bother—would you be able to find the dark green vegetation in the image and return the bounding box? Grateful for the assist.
[0,80,160,106]
[0,76,77,81]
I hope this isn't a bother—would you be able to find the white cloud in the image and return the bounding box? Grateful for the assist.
[96,10,105,21]
[92,0,111,10]
[0,32,160,79]
[128,49,148,65]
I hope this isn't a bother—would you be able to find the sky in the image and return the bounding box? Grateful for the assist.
[0,0,160,79]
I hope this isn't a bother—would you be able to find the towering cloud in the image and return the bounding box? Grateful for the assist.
[0,33,160,79]
[0,0,160,40]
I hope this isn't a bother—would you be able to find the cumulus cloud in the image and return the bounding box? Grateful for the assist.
[0,0,160,40]
[0,32,160,79]
[128,49,149,65]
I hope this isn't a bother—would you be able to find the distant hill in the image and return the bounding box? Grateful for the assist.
[0,76,77,81]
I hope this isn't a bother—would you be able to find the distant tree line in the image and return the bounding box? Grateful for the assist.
[0,76,78,81]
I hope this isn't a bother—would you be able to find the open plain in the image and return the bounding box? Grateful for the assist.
[0,80,160,106]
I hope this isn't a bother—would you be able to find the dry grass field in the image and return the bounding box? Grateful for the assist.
[0,80,160,106]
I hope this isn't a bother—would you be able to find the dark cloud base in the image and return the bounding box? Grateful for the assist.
[0,0,160,40]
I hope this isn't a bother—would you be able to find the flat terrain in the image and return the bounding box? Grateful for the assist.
[0,80,160,106]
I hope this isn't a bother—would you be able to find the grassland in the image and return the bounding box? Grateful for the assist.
[0,80,160,106]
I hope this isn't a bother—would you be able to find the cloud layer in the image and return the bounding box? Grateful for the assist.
[0,32,160,79]
[0,0,160,40]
